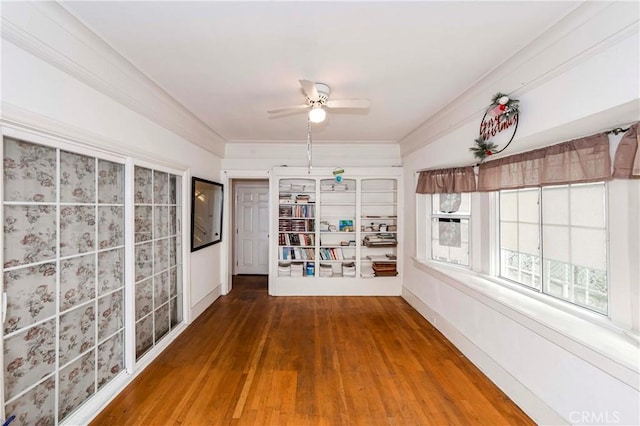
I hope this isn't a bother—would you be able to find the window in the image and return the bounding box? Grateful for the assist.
[499,183,608,314]
[430,193,470,266]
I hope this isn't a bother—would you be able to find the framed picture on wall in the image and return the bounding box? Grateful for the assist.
[191,177,223,251]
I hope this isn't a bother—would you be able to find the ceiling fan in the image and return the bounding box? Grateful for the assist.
[268,80,370,123]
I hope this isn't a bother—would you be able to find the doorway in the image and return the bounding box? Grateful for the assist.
[232,180,269,277]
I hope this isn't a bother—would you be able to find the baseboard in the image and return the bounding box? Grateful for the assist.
[402,287,567,425]
[190,285,222,322]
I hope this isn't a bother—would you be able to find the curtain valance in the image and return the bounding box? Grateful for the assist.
[416,167,476,194]
[478,133,611,191]
[612,123,639,179]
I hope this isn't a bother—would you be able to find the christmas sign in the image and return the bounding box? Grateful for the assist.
[469,92,520,161]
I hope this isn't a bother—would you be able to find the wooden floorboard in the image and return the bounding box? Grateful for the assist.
[91,275,534,425]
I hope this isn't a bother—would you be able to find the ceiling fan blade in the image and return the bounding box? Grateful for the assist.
[299,79,320,102]
[267,104,310,114]
[326,99,371,109]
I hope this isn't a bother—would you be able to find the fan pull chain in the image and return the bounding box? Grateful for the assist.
[307,118,312,174]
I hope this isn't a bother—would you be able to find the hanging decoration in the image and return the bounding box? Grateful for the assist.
[307,118,313,174]
[333,168,345,183]
[470,92,520,161]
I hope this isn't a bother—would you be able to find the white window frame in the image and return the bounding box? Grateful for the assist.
[429,193,471,267]
[497,183,609,315]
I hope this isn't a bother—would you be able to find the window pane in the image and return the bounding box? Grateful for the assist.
[431,217,469,266]
[430,193,470,267]
[541,183,607,314]
[499,189,541,289]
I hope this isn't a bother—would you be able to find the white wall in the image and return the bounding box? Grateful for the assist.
[400,5,639,424]
[1,3,223,322]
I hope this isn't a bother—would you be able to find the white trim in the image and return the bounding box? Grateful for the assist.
[410,258,639,389]
[221,169,272,295]
[190,285,222,322]
[1,122,126,164]
[1,104,189,171]
[402,287,567,425]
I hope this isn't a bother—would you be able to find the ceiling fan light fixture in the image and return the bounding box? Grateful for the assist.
[308,104,326,123]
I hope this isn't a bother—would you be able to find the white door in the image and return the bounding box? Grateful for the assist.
[234,183,270,274]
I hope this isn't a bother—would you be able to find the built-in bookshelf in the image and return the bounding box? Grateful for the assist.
[277,178,316,277]
[360,178,398,279]
[271,167,402,296]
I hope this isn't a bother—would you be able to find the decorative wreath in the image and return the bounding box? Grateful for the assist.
[469,92,520,161]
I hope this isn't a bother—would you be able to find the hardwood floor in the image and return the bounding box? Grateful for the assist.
[92,275,533,425]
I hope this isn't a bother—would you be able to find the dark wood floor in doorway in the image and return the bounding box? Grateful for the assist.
[92,275,533,425]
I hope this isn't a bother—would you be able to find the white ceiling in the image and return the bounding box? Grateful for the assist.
[62,1,580,148]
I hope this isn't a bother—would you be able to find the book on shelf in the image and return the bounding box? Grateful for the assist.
[363,234,397,247]
[319,263,333,277]
[278,262,291,277]
[343,262,356,277]
[280,247,315,260]
[319,247,344,260]
[290,263,304,277]
[279,233,315,246]
[280,219,314,232]
[372,261,398,277]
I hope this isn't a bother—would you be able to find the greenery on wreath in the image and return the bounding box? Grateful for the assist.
[491,92,519,121]
[469,136,499,161]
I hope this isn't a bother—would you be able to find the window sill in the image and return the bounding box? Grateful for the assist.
[411,257,639,390]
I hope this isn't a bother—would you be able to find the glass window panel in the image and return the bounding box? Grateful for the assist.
[542,186,569,225]
[3,319,56,400]
[518,223,539,255]
[59,206,96,257]
[153,170,169,205]
[570,183,605,228]
[58,303,95,365]
[97,331,124,390]
[58,350,95,421]
[98,160,124,204]
[3,138,56,202]
[134,167,153,204]
[499,191,518,221]
[571,228,606,271]
[135,316,153,359]
[98,206,124,250]
[500,222,518,251]
[98,290,123,341]
[98,248,124,295]
[60,255,95,312]
[3,205,57,268]
[60,151,95,203]
[4,377,55,425]
[4,263,56,334]
[135,206,153,243]
[518,189,539,223]
[542,225,570,264]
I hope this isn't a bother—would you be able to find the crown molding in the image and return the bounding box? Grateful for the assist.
[1,1,226,158]
[1,102,192,172]
[399,1,640,156]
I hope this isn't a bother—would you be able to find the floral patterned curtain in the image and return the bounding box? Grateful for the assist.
[134,166,183,360]
[3,137,125,423]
